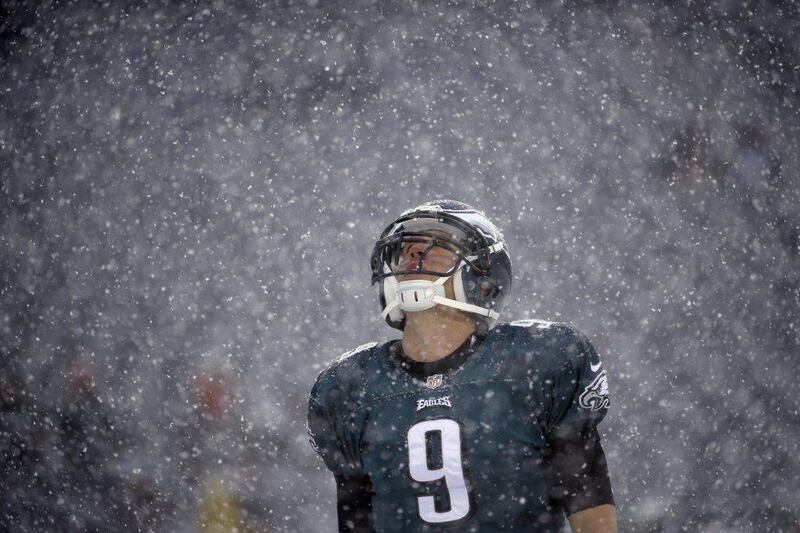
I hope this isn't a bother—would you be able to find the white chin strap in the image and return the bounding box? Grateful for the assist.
[381,266,500,321]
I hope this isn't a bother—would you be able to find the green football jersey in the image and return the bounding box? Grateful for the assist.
[307,320,611,532]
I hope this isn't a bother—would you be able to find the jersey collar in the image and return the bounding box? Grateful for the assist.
[387,334,483,380]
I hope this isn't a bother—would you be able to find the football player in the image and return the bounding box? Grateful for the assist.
[307,200,616,532]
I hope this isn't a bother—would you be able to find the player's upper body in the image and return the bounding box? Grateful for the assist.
[307,200,616,532]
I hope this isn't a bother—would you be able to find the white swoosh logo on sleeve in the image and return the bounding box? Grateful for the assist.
[590,362,602,372]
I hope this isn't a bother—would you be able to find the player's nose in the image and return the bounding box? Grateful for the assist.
[398,241,431,268]
[406,241,430,258]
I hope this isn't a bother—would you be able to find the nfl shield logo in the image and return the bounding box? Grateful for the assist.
[425,374,443,389]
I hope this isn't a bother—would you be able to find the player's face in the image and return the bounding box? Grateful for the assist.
[394,230,461,281]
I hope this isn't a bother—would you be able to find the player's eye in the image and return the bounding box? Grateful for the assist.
[389,241,411,264]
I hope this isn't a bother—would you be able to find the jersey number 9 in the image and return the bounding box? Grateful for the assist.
[407,419,471,524]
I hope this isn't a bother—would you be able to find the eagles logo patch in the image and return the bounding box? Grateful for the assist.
[579,370,610,411]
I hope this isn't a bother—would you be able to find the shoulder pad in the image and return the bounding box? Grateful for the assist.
[310,341,381,410]
[314,341,379,387]
[492,319,592,372]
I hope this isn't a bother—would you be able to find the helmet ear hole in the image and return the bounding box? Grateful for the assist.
[478,279,499,299]
[479,280,496,298]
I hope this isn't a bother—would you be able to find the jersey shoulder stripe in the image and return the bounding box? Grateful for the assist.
[334,341,379,365]
[507,318,556,330]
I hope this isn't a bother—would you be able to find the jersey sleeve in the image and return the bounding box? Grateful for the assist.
[540,326,614,513]
[307,364,367,477]
[543,326,610,441]
[335,474,375,531]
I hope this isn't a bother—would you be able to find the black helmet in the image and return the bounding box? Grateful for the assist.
[370,200,512,331]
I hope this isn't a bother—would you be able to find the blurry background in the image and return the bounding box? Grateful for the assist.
[1,1,799,531]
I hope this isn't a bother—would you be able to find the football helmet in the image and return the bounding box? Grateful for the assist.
[370,200,512,331]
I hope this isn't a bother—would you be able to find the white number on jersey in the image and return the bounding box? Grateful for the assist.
[407,418,470,523]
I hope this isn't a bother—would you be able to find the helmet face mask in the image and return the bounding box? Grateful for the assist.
[389,235,461,277]
[375,227,487,282]
[370,200,512,331]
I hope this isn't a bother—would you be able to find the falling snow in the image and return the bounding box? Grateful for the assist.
[1,2,799,531]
